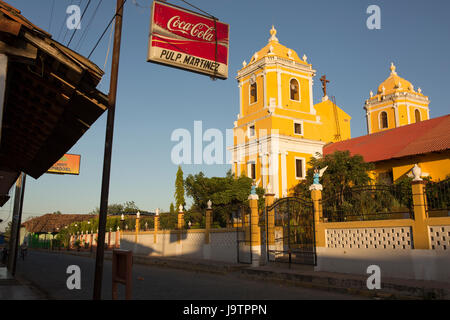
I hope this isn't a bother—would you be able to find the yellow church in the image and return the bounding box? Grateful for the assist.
[229,26,351,198]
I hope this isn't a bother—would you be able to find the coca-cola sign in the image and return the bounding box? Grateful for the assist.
[147,1,229,79]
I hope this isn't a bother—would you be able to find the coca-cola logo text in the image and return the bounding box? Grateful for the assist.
[167,16,215,42]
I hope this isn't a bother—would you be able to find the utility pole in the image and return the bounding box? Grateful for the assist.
[93,0,125,300]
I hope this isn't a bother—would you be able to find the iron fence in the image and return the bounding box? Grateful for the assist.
[321,184,413,222]
[425,178,450,217]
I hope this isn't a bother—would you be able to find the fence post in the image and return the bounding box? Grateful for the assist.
[311,188,325,248]
[265,192,275,261]
[135,213,140,244]
[177,205,184,230]
[205,200,212,245]
[411,180,430,249]
[249,193,261,267]
[154,209,160,244]
[116,227,120,248]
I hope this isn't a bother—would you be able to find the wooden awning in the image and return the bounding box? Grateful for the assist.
[0,1,109,205]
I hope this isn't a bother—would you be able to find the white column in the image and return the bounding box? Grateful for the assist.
[406,104,411,124]
[393,104,400,127]
[0,54,8,144]
[277,68,282,108]
[280,152,288,197]
[237,160,241,176]
[238,82,243,116]
[263,72,267,108]
[366,111,372,134]
[309,78,315,114]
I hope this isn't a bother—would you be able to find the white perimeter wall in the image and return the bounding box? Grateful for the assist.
[120,230,239,264]
[315,247,450,283]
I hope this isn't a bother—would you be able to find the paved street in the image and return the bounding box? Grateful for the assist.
[16,251,364,300]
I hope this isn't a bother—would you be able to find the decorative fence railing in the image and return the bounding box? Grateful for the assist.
[321,184,413,222]
[425,178,450,217]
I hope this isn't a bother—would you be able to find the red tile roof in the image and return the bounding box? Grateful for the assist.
[323,114,450,163]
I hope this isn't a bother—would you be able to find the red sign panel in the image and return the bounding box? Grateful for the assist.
[147,1,229,79]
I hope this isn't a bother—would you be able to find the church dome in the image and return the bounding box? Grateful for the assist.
[376,63,418,95]
[243,26,309,67]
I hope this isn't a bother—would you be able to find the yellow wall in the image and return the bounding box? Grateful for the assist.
[373,150,450,182]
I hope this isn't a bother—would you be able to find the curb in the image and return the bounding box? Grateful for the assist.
[239,268,449,300]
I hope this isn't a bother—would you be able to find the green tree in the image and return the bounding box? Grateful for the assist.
[184,170,264,227]
[123,201,139,214]
[175,166,185,209]
[169,203,175,214]
[293,150,374,201]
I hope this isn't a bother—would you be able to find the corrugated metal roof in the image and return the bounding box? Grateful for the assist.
[324,114,450,162]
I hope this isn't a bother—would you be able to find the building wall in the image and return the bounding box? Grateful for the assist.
[373,150,450,182]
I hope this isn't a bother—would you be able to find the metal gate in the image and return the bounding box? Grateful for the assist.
[266,197,316,265]
[235,205,252,264]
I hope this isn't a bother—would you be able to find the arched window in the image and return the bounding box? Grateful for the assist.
[380,111,388,129]
[250,82,257,104]
[415,109,421,122]
[290,78,299,101]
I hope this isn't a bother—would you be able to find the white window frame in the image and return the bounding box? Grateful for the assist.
[295,157,306,180]
[379,111,388,129]
[248,124,256,138]
[247,161,256,180]
[289,77,301,102]
[414,108,421,122]
[293,120,303,136]
[249,75,258,105]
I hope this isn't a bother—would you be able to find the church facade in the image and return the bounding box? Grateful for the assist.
[229,27,351,197]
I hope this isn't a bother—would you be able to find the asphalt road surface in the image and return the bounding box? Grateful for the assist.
[16,250,364,300]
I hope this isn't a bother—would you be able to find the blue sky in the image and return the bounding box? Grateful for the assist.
[1,0,449,225]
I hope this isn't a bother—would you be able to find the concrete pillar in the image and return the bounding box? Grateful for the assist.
[249,194,261,267]
[412,180,430,249]
[265,193,275,261]
[205,208,212,244]
[115,227,120,248]
[154,215,159,244]
[108,230,111,249]
[135,217,140,243]
[204,201,212,259]
[311,189,325,247]
[177,205,184,230]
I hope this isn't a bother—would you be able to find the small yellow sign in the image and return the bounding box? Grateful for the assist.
[47,154,81,175]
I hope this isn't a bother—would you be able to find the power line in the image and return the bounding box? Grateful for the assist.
[56,0,73,41]
[61,0,82,44]
[88,0,128,59]
[48,0,55,33]
[67,0,92,47]
[75,0,104,51]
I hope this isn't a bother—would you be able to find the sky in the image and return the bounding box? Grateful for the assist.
[0,0,449,227]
